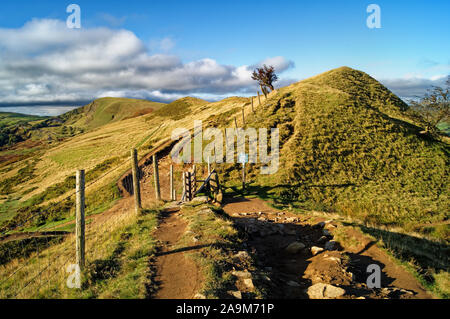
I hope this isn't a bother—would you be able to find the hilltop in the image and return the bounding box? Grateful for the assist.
[58,97,166,130]
[240,66,448,239]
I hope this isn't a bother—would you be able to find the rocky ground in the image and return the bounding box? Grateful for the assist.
[220,198,431,299]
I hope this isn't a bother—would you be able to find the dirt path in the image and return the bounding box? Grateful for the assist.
[137,151,203,299]
[152,208,202,299]
[222,196,433,299]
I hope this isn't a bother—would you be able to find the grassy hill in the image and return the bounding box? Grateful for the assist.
[0,112,47,147]
[0,67,448,299]
[0,112,45,128]
[59,97,166,130]
[153,96,209,120]
[237,67,449,240]
[0,94,245,231]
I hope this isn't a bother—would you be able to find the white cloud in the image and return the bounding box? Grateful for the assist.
[0,19,295,105]
[381,75,448,100]
[257,56,295,73]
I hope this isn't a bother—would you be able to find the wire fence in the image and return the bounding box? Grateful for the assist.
[0,156,140,299]
[0,103,242,299]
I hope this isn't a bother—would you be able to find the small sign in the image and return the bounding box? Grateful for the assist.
[238,153,248,164]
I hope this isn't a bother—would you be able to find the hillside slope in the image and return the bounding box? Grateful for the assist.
[244,67,449,238]
[59,97,166,130]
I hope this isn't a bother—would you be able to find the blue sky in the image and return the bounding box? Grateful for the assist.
[0,0,449,114]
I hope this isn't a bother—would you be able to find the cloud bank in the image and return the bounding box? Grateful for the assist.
[0,19,295,106]
[0,19,446,107]
[381,75,448,100]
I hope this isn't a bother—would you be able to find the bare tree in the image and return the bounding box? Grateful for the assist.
[409,75,449,135]
[252,65,278,97]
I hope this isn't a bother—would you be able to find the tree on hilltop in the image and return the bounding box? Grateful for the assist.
[252,64,278,97]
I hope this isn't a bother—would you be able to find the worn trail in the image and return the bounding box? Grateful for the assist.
[222,196,432,299]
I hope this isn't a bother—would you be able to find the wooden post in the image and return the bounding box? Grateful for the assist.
[153,154,161,200]
[251,96,254,113]
[242,107,245,126]
[242,162,246,192]
[257,91,261,105]
[182,172,186,201]
[192,165,197,194]
[207,156,211,176]
[170,164,174,201]
[76,170,85,271]
[187,171,192,201]
[234,117,238,128]
[131,149,142,214]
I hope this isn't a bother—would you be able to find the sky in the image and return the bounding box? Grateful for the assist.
[0,0,449,115]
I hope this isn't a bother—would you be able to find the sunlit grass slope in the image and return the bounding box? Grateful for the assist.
[243,67,449,240]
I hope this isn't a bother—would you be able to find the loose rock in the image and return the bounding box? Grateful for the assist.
[232,270,252,279]
[306,283,346,299]
[243,278,255,290]
[311,246,324,256]
[227,290,242,299]
[285,242,306,254]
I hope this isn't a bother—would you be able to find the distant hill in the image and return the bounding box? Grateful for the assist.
[153,97,209,120]
[246,66,449,236]
[59,97,166,130]
[0,112,48,147]
[0,112,45,129]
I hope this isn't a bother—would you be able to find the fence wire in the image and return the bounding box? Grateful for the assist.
[0,157,137,299]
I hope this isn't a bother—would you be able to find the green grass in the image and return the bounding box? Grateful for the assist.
[60,97,165,130]
[74,209,158,299]
[0,160,38,195]
[0,112,45,128]
[0,157,122,233]
[153,97,208,120]
[437,122,450,136]
[234,66,449,241]
[0,206,159,299]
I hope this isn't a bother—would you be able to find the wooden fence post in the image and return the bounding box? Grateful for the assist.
[187,171,192,201]
[242,107,245,126]
[251,96,254,113]
[170,164,174,201]
[131,149,142,214]
[182,172,186,201]
[192,165,197,194]
[257,91,261,105]
[76,170,85,271]
[242,162,246,192]
[207,156,211,176]
[234,117,238,129]
[153,154,161,200]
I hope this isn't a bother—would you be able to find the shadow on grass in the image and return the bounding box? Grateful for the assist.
[344,222,450,276]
